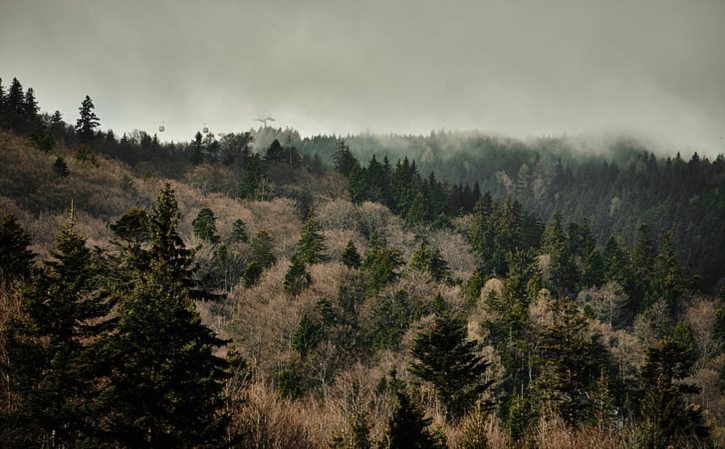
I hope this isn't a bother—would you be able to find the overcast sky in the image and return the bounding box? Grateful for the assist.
[1,0,723,154]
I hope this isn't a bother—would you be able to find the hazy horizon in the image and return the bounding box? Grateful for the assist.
[2,0,723,155]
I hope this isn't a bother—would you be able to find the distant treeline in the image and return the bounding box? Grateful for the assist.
[1,75,723,288]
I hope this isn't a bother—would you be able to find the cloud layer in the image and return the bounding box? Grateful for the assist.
[2,0,723,154]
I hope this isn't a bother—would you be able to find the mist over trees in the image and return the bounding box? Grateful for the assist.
[1,75,724,448]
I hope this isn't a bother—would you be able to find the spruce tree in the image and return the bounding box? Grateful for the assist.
[632,337,710,448]
[296,212,328,264]
[0,214,34,282]
[243,230,276,287]
[239,153,267,200]
[22,87,39,120]
[2,209,112,448]
[75,95,100,143]
[192,207,221,244]
[410,311,493,420]
[531,296,609,425]
[333,140,359,177]
[381,388,444,449]
[7,78,24,118]
[410,241,450,282]
[631,224,656,309]
[362,235,403,294]
[248,230,276,270]
[230,218,249,243]
[581,247,606,288]
[284,253,312,296]
[649,232,685,310]
[341,239,361,269]
[97,184,229,448]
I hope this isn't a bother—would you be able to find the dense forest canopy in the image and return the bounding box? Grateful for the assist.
[1,76,725,449]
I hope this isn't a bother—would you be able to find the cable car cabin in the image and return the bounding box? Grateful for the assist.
[158,123,165,132]
[203,125,209,134]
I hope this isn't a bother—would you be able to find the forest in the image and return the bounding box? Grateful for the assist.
[1,76,725,449]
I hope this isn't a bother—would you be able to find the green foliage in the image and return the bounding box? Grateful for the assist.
[581,247,606,288]
[230,218,249,243]
[2,209,112,448]
[362,235,403,294]
[410,311,493,420]
[0,214,34,281]
[531,296,610,425]
[75,95,99,143]
[284,253,312,296]
[275,362,307,400]
[364,290,423,351]
[97,184,229,448]
[341,239,361,269]
[410,241,450,282]
[297,212,328,264]
[249,230,276,268]
[53,156,70,177]
[649,232,685,310]
[192,207,221,244]
[632,336,711,449]
[334,140,359,177]
[381,388,446,449]
[239,153,269,200]
[292,314,323,358]
[31,119,54,152]
[464,271,484,306]
[504,394,536,443]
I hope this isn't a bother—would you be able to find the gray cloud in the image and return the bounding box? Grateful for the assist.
[1,0,723,154]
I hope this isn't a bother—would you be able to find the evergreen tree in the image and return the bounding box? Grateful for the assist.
[7,77,24,118]
[239,153,268,200]
[531,296,609,425]
[649,232,685,310]
[230,218,249,243]
[410,241,450,282]
[581,247,606,288]
[291,313,323,359]
[53,156,70,178]
[96,185,229,448]
[341,239,361,269]
[632,337,710,449]
[22,87,39,119]
[192,207,221,244]
[603,235,631,289]
[190,131,204,164]
[0,214,34,281]
[410,311,493,419]
[248,230,276,270]
[631,224,656,309]
[2,209,112,448]
[406,191,427,226]
[284,253,312,296]
[265,138,285,162]
[296,212,328,264]
[243,230,276,287]
[546,237,579,297]
[75,95,100,143]
[334,140,359,177]
[362,235,403,294]
[381,388,445,449]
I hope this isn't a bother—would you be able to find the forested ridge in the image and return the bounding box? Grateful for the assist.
[1,76,725,448]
